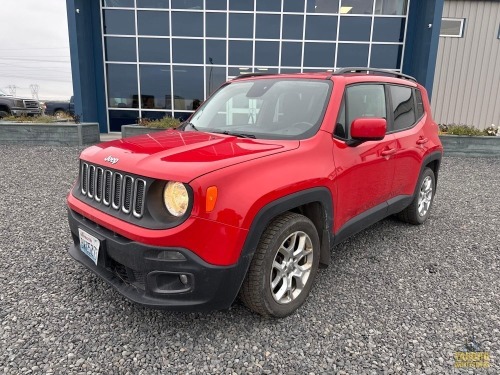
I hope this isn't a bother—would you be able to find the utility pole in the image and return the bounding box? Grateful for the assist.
[7,85,16,97]
[30,84,39,102]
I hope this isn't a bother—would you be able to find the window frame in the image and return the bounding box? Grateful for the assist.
[334,82,388,141]
[440,17,466,38]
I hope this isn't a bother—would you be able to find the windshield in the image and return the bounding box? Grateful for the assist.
[188,79,331,140]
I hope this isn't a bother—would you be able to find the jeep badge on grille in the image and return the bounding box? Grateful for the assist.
[104,156,119,164]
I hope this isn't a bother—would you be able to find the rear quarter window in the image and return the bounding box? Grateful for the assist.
[389,85,416,131]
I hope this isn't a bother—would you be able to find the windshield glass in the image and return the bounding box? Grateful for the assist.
[188,79,331,140]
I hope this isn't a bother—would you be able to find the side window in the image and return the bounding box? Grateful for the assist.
[345,84,386,137]
[334,98,347,139]
[389,85,416,131]
[414,88,424,119]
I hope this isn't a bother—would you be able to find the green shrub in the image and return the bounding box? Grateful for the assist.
[1,115,62,123]
[439,124,485,136]
[138,116,181,129]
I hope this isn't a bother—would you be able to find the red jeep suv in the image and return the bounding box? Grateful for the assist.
[67,68,443,317]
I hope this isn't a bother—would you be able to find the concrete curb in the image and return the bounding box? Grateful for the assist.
[439,135,500,157]
[0,122,100,146]
[121,124,166,138]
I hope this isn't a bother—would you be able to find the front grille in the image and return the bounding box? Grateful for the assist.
[106,257,146,290]
[80,162,146,218]
[23,100,39,109]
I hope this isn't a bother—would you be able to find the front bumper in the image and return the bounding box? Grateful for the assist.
[67,209,248,311]
[11,108,41,116]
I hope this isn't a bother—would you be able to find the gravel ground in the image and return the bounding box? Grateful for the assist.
[0,145,499,374]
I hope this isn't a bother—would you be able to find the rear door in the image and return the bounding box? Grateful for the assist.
[332,83,397,233]
[386,85,427,198]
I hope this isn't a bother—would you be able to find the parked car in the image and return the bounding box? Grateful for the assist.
[44,96,74,118]
[0,89,41,118]
[67,68,443,317]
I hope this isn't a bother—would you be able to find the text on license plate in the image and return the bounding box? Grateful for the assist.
[78,228,100,265]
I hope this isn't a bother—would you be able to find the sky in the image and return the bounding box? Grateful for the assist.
[0,0,73,100]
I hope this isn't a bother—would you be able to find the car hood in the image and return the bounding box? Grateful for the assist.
[80,129,299,182]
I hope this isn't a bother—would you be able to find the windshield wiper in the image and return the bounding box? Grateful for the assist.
[216,131,256,139]
[181,122,199,131]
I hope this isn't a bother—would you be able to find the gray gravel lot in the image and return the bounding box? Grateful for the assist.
[0,145,499,374]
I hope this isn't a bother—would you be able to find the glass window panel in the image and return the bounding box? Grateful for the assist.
[137,0,169,8]
[255,42,280,66]
[370,44,402,69]
[389,85,416,130]
[103,10,135,35]
[375,0,407,15]
[256,0,281,12]
[440,19,464,37]
[336,43,369,67]
[106,64,139,109]
[108,110,139,132]
[228,41,253,65]
[415,89,424,118]
[172,39,203,64]
[206,67,227,96]
[140,65,171,109]
[138,38,170,63]
[280,68,302,73]
[334,98,346,138]
[105,37,136,62]
[284,0,305,12]
[138,11,169,36]
[171,0,203,9]
[282,15,304,40]
[307,0,339,13]
[229,0,253,11]
[346,85,386,131]
[206,12,227,37]
[255,67,279,73]
[229,67,252,77]
[303,42,335,67]
[172,66,204,111]
[206,0,227,10]
[206,39,226,65]
[229,13,254,38]
[340,0,374,15]
[305,15,337,40]
[142,111,170,120]
[175,112,194,121]
[172,11,203,37]
[256,14,281,39]
[373,17,405,42]
[103,0,134,7]
[339,16,371,42]
[280,42,302,66]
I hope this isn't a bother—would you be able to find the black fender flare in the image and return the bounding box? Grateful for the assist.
[226,187,334,304]
[416,151,443,195]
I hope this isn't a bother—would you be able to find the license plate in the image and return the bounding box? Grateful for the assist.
[78,228,100,265]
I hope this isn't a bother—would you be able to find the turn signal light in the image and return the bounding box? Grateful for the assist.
[206,186,218,212]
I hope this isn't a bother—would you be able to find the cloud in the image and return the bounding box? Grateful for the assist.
[0,0,73,100]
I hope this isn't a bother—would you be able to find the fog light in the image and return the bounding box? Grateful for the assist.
[179,274,188,285]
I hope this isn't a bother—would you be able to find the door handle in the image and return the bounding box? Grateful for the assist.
[381,148,397,156]
[416,137,429,145]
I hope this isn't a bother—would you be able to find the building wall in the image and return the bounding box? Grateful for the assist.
[432,0,500,129]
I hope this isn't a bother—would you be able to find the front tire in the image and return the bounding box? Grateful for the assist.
[0,110,9,119]
[240,212,320,317]
[397,167,436,225]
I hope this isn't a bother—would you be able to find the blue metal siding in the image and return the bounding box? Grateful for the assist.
[403,0,445,99]
[67,0,107,132]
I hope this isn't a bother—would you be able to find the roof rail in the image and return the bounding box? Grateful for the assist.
[330,67,417,82]
[232,72,276,80]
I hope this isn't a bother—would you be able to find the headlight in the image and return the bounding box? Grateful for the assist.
[163,181,189,217]
[14,100,24,108]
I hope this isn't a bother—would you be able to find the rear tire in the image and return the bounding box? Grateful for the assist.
[0,110,9,119]
[397,167,436,225]
[240,212,320,317]
[54,110,66,119]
